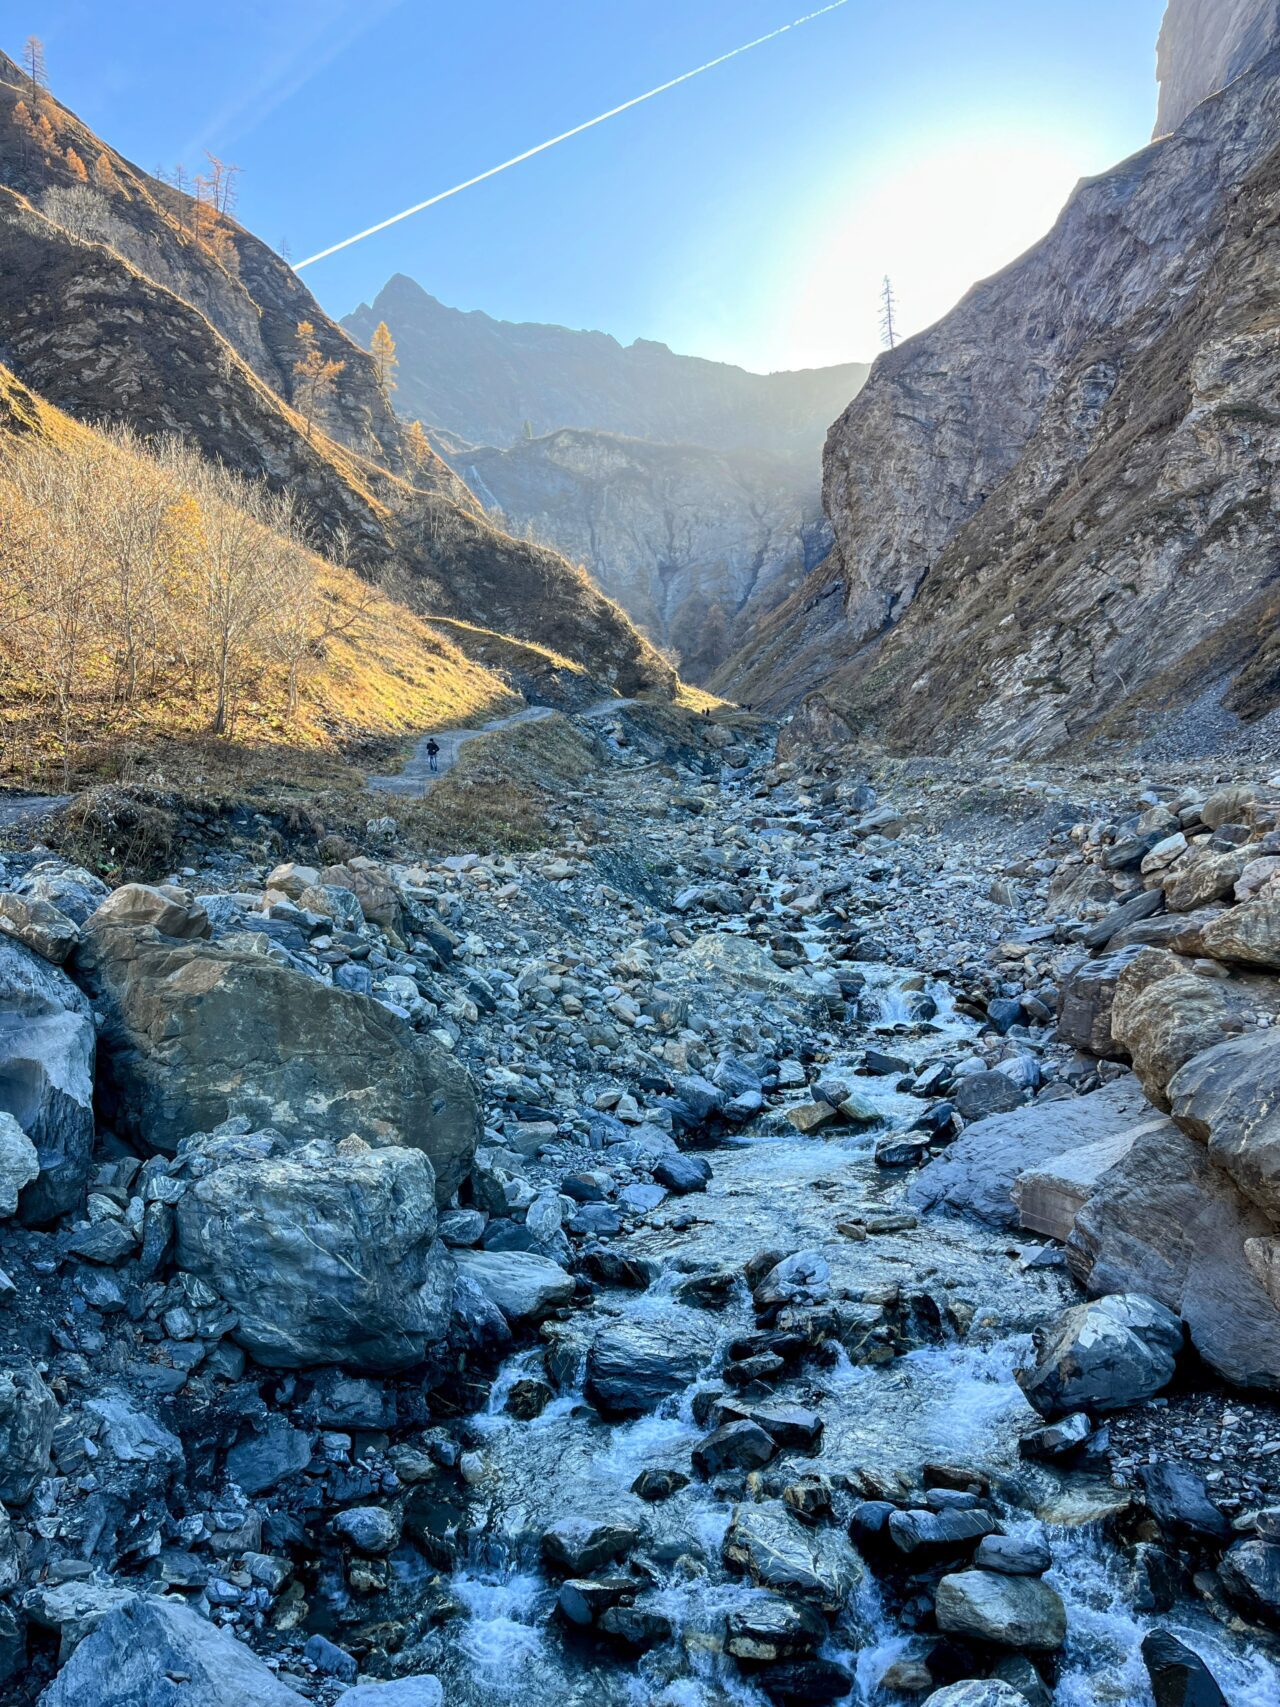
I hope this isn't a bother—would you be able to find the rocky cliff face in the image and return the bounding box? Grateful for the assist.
[0,53,672,701]
[448,428,832,680]
[343,274,868,456]
[722,32,1280,757]
[1155,0,1280,134]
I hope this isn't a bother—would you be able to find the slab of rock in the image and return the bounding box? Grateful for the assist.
[934,1569,1066,1650]
[585,1315,716,1416]
[541,1516,640,1575]
[78,913,479,1202]
[1169,1030,1280,1220]
[693,1419,777,1477]
[174,1132,452,1371]
[0,1358,57,1504]
[1140,1630,1227,1707]
[910,1079,1149,1228]
[1056,945,1146,1058]
[1068,1112,1280,1389]
[0,935,95,1223]
[1195,897,1280,970]
[38,1596,306,1705]
[1016,1293,1183,1417]
[0,1113,38,1218]
[452,1249,574,1324]
[1013,1122,1153,1239]
[1110,947,1280,1110]
[722,1499,859,1611]
[0,893,79,964]
[1219,1538,1280,1625]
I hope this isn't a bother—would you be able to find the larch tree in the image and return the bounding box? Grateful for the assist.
[370,321,398,393]
[64,147,88,182]
[22,35,46,102]
[93,150,119,192]
[292,321,345,443]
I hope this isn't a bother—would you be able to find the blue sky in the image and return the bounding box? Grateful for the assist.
[17,1,1166,370]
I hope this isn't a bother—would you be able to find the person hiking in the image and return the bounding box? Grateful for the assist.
[425,738,441,773]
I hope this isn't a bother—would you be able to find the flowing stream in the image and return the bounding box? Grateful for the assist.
[396,972,1280,1705]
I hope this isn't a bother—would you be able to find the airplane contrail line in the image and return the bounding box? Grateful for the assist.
[294,1,852,269]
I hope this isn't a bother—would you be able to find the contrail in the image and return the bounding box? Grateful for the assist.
[295,1,852,269]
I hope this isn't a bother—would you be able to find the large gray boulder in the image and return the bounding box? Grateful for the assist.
[173,1131,453,1371]
[1169,1030,1280,1220]
[78,908,480,1203]
[1195,897,1280,971]
[1067,1110,1280,1389]
[0,1359,57,1504]
[585,1315,717,1417]
[38,1596,306,1705]
[910,1079,1151,1228]
[1016,1293,1183,1418]
[0,935,95,1223]
[934,1570,1066,1650]
[923,1686,1029,1707]
[1055,945,1146,1057]
[722,1499,860,1611]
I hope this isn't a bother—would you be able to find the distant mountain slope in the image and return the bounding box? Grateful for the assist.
[718,14,1280,760]
[0,50,672,702]
[342,275,868,456]
[445,427,831,681]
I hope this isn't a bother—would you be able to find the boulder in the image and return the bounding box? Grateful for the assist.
[38,1596,306,1705]
[1013,1121,1151,1240]
[1169,1031,1280,1220]
[0,1113,38,1217]
[1192,898,1280,970]
[934,1570,1066,1650]
[451,1249,574,1324]
[1140,1630,1227,1707]
[722,1499,859,1611]
[653,1153,712,1193]
[1218,1538,1280,1625]
[951,1071,1024,1121]
[339,1682,444,1707]
[585,1315,716,1417]
[17,863,108,925]
[541,1516,640,1575]
[910,1079,1150,1228]
[973,1533,1052,1575]
[0,893,79,964]
[1055,946,1146,1058]
[1016,1294,1183,1417]
[1161,848,1251,913]
[1068,1113,1280,1389]
[174,1131,452,1371]
[87,883,210,939]
[78,914,479,1202]
[1110,948,1280,1110]
[1136,1463,1230,1546]
[693,1419,777,1477]
[681,933,827,1019]
[316,860,402,930]
[0,1359,57,1504]
[725,1597,827,1662]
[923,1687,1030,1707]
[0,935,95,1223]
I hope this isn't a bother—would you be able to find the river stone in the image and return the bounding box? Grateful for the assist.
[756,1659,854,1705]
[0,893,79,964]
[0,935,95,1223]
[585,1315,717,1417]
[338,1681,444,1707]
[653,1152,713,1193]
[333,1506,401,1554]
[910,1079,1149,1228]
[1136,1462,1230,1546]
[1055,945,1146,1058]
[1140,1630,1228,1707]
[887,1508,998,1557]
[693,1419,778,1477]
[316,859,402,930]
[1169,1030,1280,1220]
[1066,1111,1280,1389]
[0,1114,38,1217]
[923,1686,1030,1707]
[225,1416,312,1495]
[452,1249,574,1323]
[1219,1538,1280,1624]
[1162,848,1251,913]
[951,1070,1025,1121]
[681,933,826,1018]
[78,912,480,1202]
[974,1533,1053,1575]
[1109,948,1280,1110]
[0,1359,57,1504]
[724,1597,826,1663]
[17,864,108,925]
[38,1595,306,1705]
[721,1499,859,1611]
[541,1517,640,1575]
[174,1132,452,1371]
[934,1569,1066,1650]
[1016,1293,1183,1418]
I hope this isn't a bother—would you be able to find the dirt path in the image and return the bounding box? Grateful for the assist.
[367,699,635,799]
[0,793,72,830]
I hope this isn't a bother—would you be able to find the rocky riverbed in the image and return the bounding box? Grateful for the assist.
[1,705,1279,1705]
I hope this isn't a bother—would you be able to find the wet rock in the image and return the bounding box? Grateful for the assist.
[453,1248,574,1324]
[1140,1630,1228,1707]
[951,1071,1025,1122]
[303,1633,357,1680]
[653,1152,713,1193]
[0,1358,57,1504]
[334,1505,401,1553]
[990,1656,1052,1707]
[693,1418,778,1477]
[39,1596,306,1705]
[631,1468,689,1502]
[0,934,95,1223]
[174,1132,452,1371]
[505,1376,553,1419]
[923,1685,1030,1707]
[596,1604,672,1649]
[725,1595,827,1662]
[1136,1462,1230,1546]
[557,1575,634,1626]
[887,1508,999,1558]
[753,1250,830,1313]
[585,1315,716,1417]
[757,1659,854,1705]
[713,1401,824,1449]
[339,1679,444,1707]
[934,1570,1066,1650]
[541,1516,641,1575]
[722,1499,859,1611]
[1218,1538,1280,1624]
[974,1533,1052,1575]
[1016,1293,1183,1418]
[78,912,480,1201]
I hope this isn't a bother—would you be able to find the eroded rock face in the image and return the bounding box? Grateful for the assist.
[173,1130,453,1371]
[1169,1031,1280,1220]
[79,912,480,1203]
[1155,0,1280,135]
[1016,1294,1184,1417]
[0,935,95,1224]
